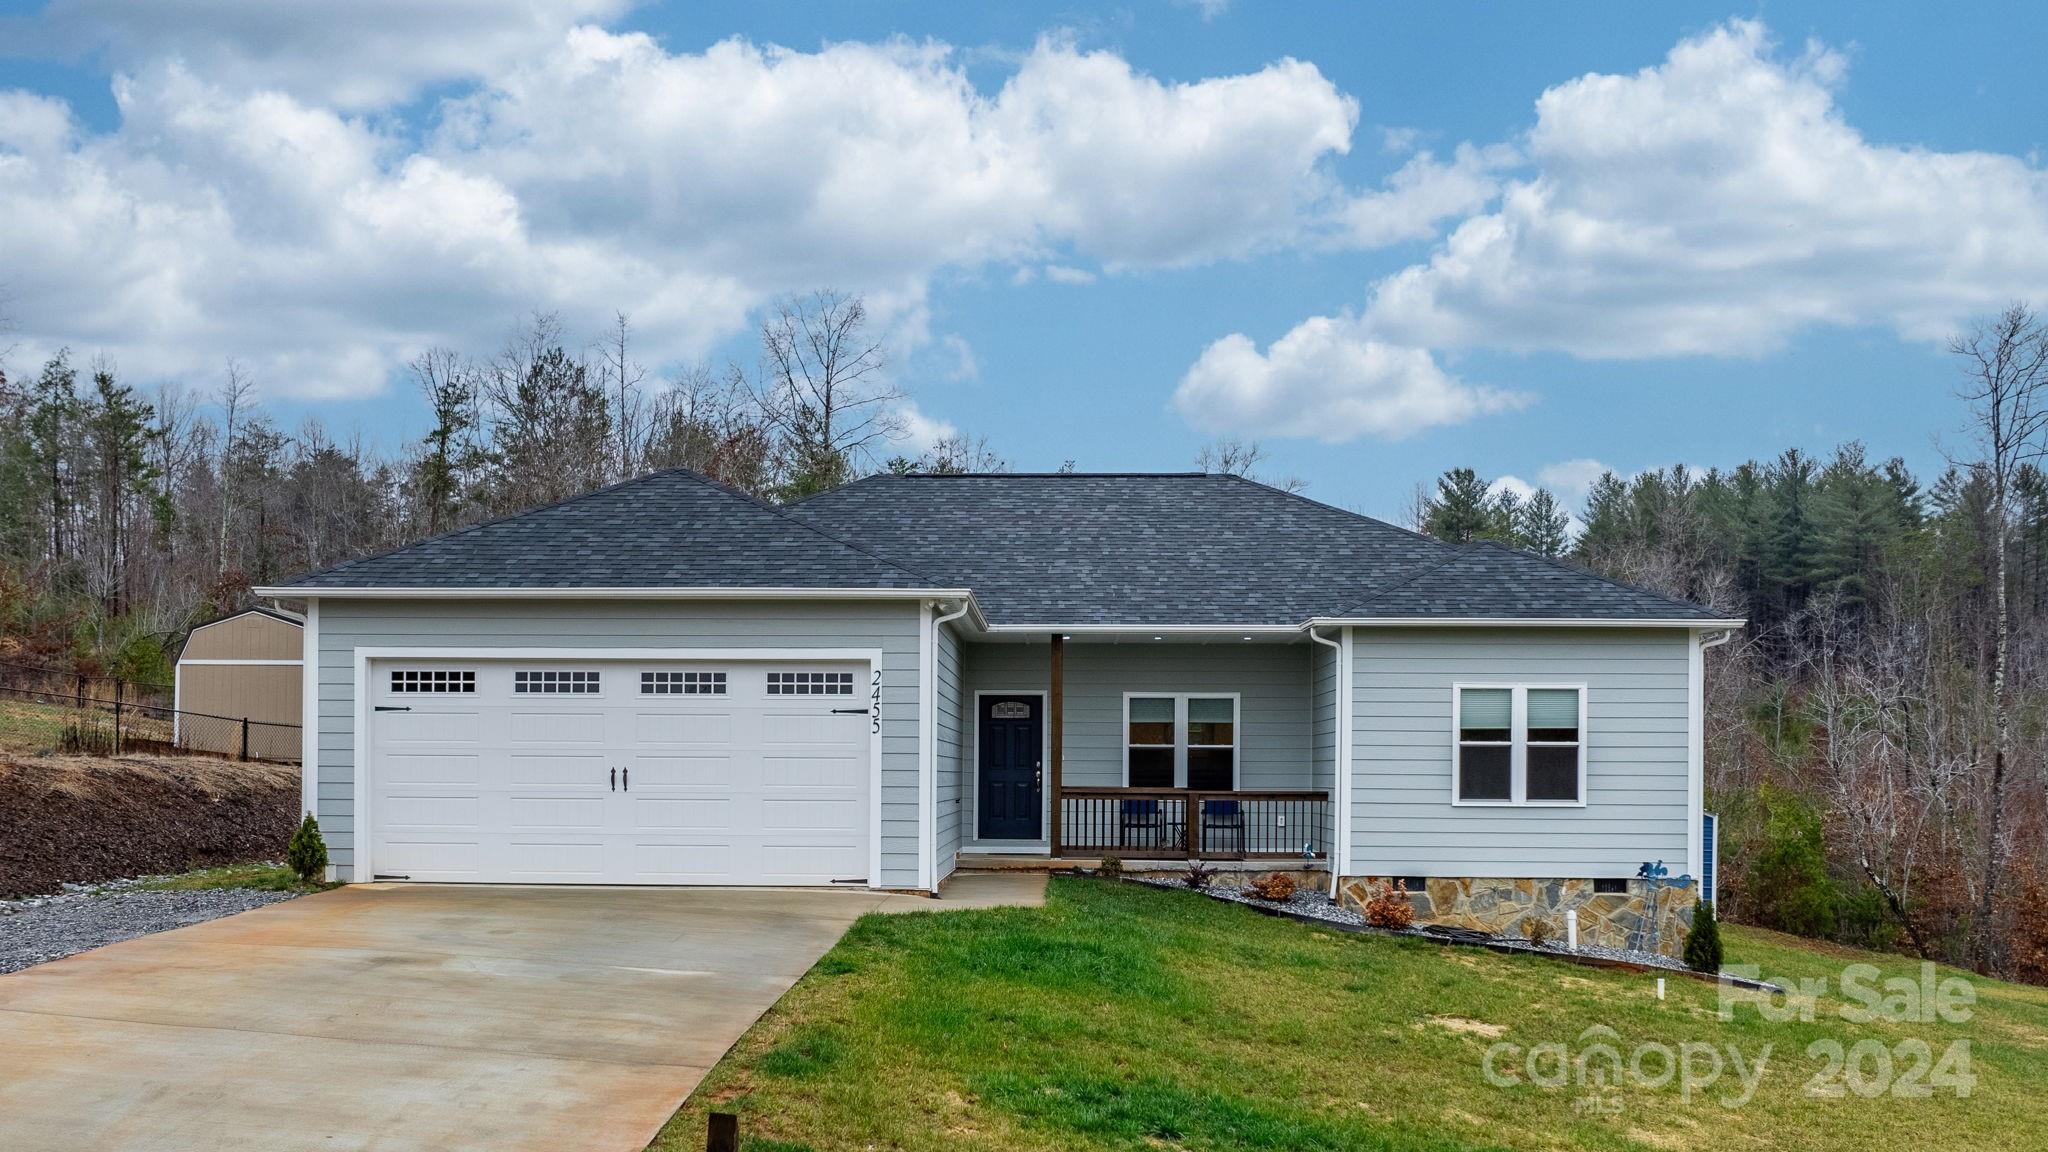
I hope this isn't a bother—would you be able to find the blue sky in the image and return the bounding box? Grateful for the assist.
[4,1,2047,520]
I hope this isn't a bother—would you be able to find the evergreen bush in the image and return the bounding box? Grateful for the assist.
[1685,899,1724,973]
[287,813,329,884]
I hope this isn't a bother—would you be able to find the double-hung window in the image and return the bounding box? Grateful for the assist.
[1454,685,1585,805]
[1124,694,1238,790]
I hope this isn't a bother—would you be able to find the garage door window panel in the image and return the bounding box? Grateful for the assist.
[642,670,727,695]
[514,670,601,694]
[391,670,475,693]
[768,671,854,695]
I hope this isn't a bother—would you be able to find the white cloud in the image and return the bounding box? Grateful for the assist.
[18,0,632,110]
[1043,265,1097,285]
[935,334,979,383]
[1177,19,2048,445]
[1364,20,2048,357]
[1171,315,1528,442]
[1333,143,1515,248]
[1533,458,1612,509]
[892,402,958,452]
[1172,0,1233,22]
[0,32,1383,397]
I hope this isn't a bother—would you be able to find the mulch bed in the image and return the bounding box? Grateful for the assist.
[0,754,299,897]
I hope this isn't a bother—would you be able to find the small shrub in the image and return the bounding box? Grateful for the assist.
[1685,899,1725,974]
[58,718,116,756]
[1182,859,1217,890]
[1521,916,1552,949]
[1097,855,1124,880]
[1362,879,1415,930]
[287,813,329,884]
[1247,872,1298,901]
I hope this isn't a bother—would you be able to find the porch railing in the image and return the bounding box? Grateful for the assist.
[1055,788,1329,860]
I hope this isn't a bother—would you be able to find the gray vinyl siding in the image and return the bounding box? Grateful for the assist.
[1350,627,1692,877]
[934,620,964,880]
[312,598,923,888]
[1311,639,1338,859]
[958,640,1314,841]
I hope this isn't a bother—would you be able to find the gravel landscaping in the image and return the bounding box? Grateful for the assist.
[0,879,300,974]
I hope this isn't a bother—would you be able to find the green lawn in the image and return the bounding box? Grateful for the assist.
[652,876,2048,1152]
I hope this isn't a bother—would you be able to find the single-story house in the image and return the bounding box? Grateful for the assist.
[173,606,304,761]
[256,470,1741,950]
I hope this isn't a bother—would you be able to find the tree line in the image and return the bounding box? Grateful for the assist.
[0,290,1001,680]
[1416,304,2048,980]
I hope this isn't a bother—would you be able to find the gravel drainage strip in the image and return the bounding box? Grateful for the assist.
[0,882,301,975]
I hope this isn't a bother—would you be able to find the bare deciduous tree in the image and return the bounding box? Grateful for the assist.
[1195,437,1305,493]
[753,290,901,498]
[601,311,647,478]
[213,359,256,577]
[1950,302,2048,966]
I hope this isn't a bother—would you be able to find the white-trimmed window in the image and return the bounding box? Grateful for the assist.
[1454,684,1585,806]
[642,670,726,695]
[514,669,600,694]
[1123,693,1238,790]
[391,669,474,693]
[767,671,854,696]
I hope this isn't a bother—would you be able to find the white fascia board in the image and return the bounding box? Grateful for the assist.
[257,584,973,600]
[1306,616,1747,630]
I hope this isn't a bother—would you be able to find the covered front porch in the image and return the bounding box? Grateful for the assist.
[949,629,1335,865]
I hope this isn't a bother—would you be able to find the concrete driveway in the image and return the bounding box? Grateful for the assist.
[0,884,904,1152]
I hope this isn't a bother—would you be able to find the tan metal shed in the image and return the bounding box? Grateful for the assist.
[174,607,303,761]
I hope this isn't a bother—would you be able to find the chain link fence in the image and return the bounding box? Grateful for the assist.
[0,660,301,763]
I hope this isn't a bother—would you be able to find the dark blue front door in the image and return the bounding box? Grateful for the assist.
[978,695,1042,840]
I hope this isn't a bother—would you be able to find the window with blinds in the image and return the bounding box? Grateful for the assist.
[1454,685,1583,805]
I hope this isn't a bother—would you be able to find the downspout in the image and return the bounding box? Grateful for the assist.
[1308,626,1346,897]
[1699,629,1734,653]
[927,599,972,894]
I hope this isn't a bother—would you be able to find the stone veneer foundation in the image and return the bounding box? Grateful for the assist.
[1338,875,1699,958]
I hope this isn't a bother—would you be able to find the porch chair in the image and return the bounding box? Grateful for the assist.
[1118,797,1168,850]
[1199,798,1245,857]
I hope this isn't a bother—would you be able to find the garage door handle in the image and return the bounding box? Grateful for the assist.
[830,708,870,715]
[610,767,616,791]
[622,767,629,791]
[374,705,411,712]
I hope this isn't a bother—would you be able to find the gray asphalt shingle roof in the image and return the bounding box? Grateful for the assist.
[280,468,1728,626]
[286,469,938,590]
[786,472,1447,626]
[1337,540,1722,621]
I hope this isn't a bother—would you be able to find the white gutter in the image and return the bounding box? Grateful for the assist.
[1304,616,1748,630]
[1699,628,1736,652]
[924,598,973,893]
[985,623,1300,636]
[1308,626,1349,897]
[255,585,990,632]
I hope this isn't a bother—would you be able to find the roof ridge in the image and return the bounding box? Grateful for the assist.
[1462,538,1720,616]
[671,470,951,586]
[281,469,684,586]
[1216,472,1446,547]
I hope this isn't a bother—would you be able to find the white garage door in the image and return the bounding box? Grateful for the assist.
[366,659,873,885]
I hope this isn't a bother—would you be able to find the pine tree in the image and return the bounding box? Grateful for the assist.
[1422,468,1495,544]
[1517,489,1571,557]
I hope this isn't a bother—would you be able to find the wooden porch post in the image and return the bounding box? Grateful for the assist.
[1049,633,1064,853]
